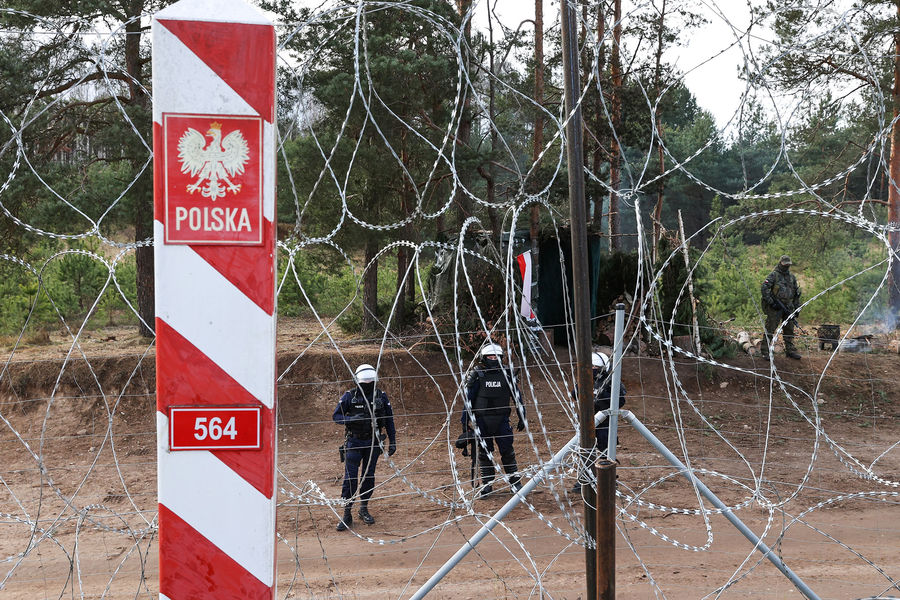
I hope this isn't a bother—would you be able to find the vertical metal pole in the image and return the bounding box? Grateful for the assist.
[596,460,616,599]
[560,1,597,597]
[607,303,624,461]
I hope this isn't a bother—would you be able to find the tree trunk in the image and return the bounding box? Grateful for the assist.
[454,0,474,231]
[581,3,590,186]
[362,237,379,333]
[651,0,667,264]
[125,11,155,337]
[890,15,900,325]
[608,0,622,251]
[134,181,155,337]
[397,131,416,327]
[652,134,665,263]
[529,0,545,313]
[591,3,606,228]
[678,210,701,352]
[406,250,415,305]
[396,246,407,326]
[435,212,446,240]
[484,1,500,239]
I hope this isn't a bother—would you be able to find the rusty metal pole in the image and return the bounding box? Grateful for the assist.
[560,0,597,597]
[596,460,616,599]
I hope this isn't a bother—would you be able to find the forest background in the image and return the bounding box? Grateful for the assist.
[1,0,895,342]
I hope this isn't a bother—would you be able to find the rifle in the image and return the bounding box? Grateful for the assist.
[455,428,478,488]
[772,297,807,335]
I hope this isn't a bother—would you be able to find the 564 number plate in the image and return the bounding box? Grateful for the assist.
[169,406,261,451]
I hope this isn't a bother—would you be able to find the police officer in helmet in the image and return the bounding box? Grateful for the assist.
[589,351,626,453]
[571,352,626,493]
[462,343,526,498]
[333,363,397,531]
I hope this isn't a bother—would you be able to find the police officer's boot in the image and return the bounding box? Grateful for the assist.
[502,452,521,493]
[504,464,522,493]
[785,346,801,360]
[477,481,494,498]
[477,462,495,498]
[336,506,353,531]
[358,503,375,525]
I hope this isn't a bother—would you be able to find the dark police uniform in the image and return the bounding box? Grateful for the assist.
[570,368,627,493]
[592,373,626,451]
[462,364,525,493]
[569,372,627,452]
[333,385,396,509]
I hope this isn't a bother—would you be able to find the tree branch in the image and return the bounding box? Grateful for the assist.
[820,56,877,87]
[36,70,132,100]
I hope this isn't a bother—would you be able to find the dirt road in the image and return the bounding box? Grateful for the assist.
[1,323,899,598]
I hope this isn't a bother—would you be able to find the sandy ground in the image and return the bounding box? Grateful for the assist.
[1,319,899,599]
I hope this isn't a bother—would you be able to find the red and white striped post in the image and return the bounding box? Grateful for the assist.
[152,1,277,598]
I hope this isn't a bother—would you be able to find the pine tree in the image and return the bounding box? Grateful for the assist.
[1,0,172,337]
[270,0,461,332]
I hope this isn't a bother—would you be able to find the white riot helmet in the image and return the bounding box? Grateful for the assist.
[480,343,503,359]
[591,352,610,374]
[355,363,377,384]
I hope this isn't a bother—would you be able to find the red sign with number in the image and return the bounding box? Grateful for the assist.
[169,406,261,451]
[162,113,263,245]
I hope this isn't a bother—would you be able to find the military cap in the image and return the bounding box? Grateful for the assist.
[778,255,792,266]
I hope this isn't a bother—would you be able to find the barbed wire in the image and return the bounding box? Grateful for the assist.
[2,0,900,599]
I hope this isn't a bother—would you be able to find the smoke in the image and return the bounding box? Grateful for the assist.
[854,304,897,335]
[838,336,874,353]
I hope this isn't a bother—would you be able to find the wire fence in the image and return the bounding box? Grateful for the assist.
[3,0,900,598]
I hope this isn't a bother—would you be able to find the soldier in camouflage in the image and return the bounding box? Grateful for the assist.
[760,255,802,360]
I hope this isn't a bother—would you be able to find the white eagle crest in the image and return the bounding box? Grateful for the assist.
[177,121,250,200]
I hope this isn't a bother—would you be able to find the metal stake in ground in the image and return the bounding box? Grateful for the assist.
[596,460,616,599]
[607,304,625,461]
[559,0,598,596]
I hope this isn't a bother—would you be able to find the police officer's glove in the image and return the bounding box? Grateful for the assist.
[516,419,525,432]
[388,442,397,457]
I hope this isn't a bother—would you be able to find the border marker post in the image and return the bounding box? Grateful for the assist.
[152,1,277,598]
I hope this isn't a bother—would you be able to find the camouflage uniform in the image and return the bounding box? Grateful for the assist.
[760,255,801,359]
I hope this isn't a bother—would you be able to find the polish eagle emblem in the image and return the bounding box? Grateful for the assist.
[177,121,250,200]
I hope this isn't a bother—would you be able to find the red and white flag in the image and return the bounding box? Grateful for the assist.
[516,250,535,319]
